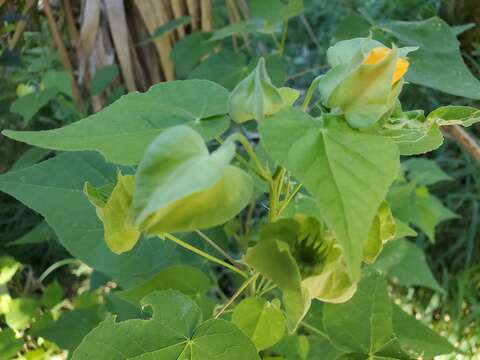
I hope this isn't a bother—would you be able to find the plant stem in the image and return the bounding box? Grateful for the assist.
[39,258,81,283]
[278,20,289,56]
[194,229,241,268]
[277,183,303,217]
[302,75,322,112]
[164,233,248,278]
[215,273,259,319]
[259,283,277,296]
[227,133,272,182]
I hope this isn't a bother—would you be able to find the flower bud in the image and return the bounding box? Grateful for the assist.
[228,58,283,123]
[318,38,414,128]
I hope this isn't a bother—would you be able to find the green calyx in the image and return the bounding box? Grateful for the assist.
[228,57,298,123]
[84,125,254,254]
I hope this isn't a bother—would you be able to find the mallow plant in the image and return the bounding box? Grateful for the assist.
[1,38,478,359]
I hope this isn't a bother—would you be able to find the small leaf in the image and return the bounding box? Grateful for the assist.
[43,70,73,97]
[232,297,286,350]
[410,187,458,242]
[251,0,304,24]
[72,290,259,360]
[90,65,119,95]
[426,105,480,127]
[172,32,218,78]
[9,88,58,122]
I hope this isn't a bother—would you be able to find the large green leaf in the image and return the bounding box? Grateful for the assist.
[259,109,400,280]
[232,297,286,351]
[0,152,206,287]
[323,272,407,359]
[392,304,456,357]
[3,80,230,165]
[131,126,253,234]
[379,17,480,99]
[72,290,259,360]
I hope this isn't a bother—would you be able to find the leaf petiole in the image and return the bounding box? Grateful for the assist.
[164,233,248,278]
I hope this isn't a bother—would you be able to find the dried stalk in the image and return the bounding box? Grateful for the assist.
[8,0,36,50]
[42,0,83,107]
[442,125,480,162]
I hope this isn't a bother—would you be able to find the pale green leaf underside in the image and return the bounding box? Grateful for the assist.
[3,80,230,165]
[259,109,399,280]
[72,290,259,360]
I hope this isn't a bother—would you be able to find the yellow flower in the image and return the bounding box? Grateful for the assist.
[363,47,409,84]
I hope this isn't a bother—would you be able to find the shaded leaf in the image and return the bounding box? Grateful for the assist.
[9,88,58,122]
[0,328,22,360]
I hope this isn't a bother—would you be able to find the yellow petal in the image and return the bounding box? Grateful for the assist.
[363,47,409,85]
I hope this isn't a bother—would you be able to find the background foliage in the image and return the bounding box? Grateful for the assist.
[0,0,479,359]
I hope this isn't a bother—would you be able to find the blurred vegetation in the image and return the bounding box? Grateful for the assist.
[0,0,479,358]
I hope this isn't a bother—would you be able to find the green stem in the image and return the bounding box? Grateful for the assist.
[259,283,277,296]
[227,133,272,182]
[194,229,241,268]
[164,233,248,278]
[302,75,322,112]
[277,183,303,217]
[278,20,289,56]
[39,258,81,283]
[215,273,259,319]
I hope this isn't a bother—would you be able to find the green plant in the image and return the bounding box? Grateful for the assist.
[1,29,479,359]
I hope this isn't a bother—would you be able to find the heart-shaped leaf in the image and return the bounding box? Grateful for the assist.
[72,290,259,360]
[259,108,400,280]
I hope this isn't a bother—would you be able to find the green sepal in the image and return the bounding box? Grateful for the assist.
[131,125,253,235]
[228,57,283,123]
